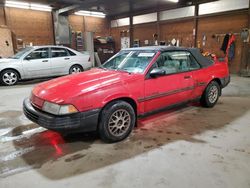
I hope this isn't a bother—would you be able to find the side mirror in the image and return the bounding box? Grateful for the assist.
[25,55,32,61]
[150,68,166,78]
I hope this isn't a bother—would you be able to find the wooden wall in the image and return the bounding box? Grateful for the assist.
[68,15,109,37]
[0,7,5,25]
[0,6,248,73]
[111,12,248,73]
[69,15,85,33]
[0,8,109,48]
[110,26,129,52]
[198,13,248,73]
[0,27,14,57]
[133,23,157,46]
[4,7,54,46]
[160,19,194,47]
[84,16,109,36]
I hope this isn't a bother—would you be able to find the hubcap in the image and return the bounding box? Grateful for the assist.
[2,72,17,85]
[108,109,131,137]
[208,85,218,104]
[71,66,81,74]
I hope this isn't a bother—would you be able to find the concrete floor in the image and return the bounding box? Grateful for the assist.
[0,75,250,188]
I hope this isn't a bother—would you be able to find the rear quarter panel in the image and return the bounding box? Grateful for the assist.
[192,60,229,98]
[77,54,92,70]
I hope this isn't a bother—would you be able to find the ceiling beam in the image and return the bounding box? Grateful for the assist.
[58,5,79,14]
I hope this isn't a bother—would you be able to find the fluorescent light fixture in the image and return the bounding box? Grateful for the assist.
[30,4,52,12]
[5,1,29,9]
[75,10,106,18]
[167,0,179,3]
[5,1,52,12]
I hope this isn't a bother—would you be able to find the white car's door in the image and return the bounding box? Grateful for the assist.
[50,47,71,75]
[22,48,51,78]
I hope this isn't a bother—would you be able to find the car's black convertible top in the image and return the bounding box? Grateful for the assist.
[125,46,214,68]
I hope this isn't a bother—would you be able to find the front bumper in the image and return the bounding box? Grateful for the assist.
[23,98,100,133]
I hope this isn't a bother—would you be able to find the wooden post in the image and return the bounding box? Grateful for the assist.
[51,11,56,45]
[129,15,133,47]
[3,7,7,26]
[193,0,199,48]
[157,11,161,41]
[247,0,250,74]
[240,0,250,75]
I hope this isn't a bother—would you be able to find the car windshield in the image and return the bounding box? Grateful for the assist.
[102,50,156,73]
[10,47,33,59]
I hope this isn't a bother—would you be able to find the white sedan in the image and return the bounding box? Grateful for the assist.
[0,46,92,86]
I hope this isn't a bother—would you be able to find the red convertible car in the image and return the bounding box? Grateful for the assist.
[23,46,230,142]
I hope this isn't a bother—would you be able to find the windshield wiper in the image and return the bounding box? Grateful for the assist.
[116,68,130,73]
[98,65,108,70]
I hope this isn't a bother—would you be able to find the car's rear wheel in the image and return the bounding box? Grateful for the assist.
[0,69,19,86]
[69,65,83,74]
[200,81,220,108]
[98,100,136,143]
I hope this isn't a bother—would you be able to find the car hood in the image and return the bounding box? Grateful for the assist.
[0,58,18,64]
[32,68,139,104]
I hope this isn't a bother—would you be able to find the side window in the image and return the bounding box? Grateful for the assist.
[189,55,201,70]
[51,48,69,58]
[154,51,200,75]
[25,48,49,60]
[67,49,76,56]
[155,52,181,74]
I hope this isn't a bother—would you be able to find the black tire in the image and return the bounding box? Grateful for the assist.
[98,100,136,143]
[69,65,83,74]
[200,81,221,108]
[0,69,19,86]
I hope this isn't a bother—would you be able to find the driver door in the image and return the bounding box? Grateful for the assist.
[143,51,195,113]
[22,48,51,78]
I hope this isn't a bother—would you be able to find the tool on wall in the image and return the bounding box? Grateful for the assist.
[120,30,130,49]
[133,39,140,47]
[202,34,207,47]
[76,31,84,51]
[240,28,250,43]
[239,28,250,76]
[219,33,236,63]
[153,33,158,46]
[212,32,240,43]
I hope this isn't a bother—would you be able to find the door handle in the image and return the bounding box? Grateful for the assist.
[184,75,192,79]
[64,58,70,60]
[42,60,48,62]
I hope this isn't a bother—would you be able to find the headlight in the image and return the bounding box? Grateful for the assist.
[42,101,78,115]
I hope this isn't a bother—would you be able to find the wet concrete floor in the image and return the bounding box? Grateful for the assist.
[0,76,250,188]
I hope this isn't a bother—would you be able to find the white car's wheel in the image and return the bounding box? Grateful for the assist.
[0,69,19,86]
[69,65,83,74]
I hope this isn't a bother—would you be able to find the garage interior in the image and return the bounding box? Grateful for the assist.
[0,0,250,187]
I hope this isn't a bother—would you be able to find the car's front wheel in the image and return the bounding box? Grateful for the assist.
[69,65,83,74]
[98,101,136,143]
[0,69,19,86]
[200,81,221,108]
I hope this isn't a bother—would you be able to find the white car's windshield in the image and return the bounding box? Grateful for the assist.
[10,47,33,59]
[102,50,156,73]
